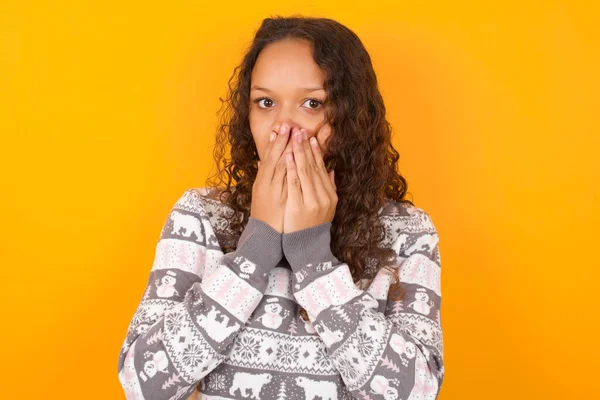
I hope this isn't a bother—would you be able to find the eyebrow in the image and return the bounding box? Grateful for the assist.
[251,86,325,93]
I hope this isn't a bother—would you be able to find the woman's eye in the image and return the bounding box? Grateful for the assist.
[303,99,323,110]
[254,97,274,109]
[253,97,322,110]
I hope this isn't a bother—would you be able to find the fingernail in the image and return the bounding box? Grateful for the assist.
[296,130,303,142]
[269,132,276,141]
[281,123,289,135]
[310,137,317,146]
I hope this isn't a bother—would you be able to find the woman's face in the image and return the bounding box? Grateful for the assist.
[249,38,332,161]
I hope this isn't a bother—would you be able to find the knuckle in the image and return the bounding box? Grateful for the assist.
[307,203,320,213]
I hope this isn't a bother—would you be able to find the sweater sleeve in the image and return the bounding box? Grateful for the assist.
[117,188,282,400]
[282,207,444,400]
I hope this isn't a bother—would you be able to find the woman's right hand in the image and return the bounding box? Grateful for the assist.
[251,122,294,233]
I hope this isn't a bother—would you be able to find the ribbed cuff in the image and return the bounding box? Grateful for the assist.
[282,222,339,271]
[235,217,283,269]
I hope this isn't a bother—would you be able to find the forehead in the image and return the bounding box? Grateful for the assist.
[251,39,326,89]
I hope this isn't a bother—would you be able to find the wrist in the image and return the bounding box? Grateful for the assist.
[234,217,283,270]
[282,223,340,289]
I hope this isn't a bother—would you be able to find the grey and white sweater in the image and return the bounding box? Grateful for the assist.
[117,187,444,400]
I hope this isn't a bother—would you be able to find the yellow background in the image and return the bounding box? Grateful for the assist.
[1,1,598,399]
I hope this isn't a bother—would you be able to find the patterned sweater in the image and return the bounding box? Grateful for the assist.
[117,187,444,400]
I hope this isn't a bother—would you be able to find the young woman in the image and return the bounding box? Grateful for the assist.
[118,15,444,400]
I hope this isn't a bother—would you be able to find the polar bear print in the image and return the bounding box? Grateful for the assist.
[170,210,203,242]
[196,305,240,343]
[314,261,334,272]
[314,321,344,346]
[356,293,379,312]
[229,372,272,399]
[303,318,317,334]
[370,375,400,400]
[390,333,417,366]
[404,233,437,256]
[392,233,410,256]
[407,288,434,315]
[295,377,337,400]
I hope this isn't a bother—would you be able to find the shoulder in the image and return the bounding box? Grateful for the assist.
[380,199,437,231]
[378,198,439,254]
[171,187,236,216]
[171,186,240,247]
[170,187,210,215]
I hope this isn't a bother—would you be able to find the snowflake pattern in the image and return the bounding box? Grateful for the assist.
[278,342,299,366]
[355,331,375,358]
[181,342,203,368]
[336,357,359,382]
[395,317,416,333]
[207,373,226,391]
[118,191,444,399]
[165,312,186,336]
[131,307,150,327]
[234,335,261,360]
[414,320,432,342]
[430,329,444,353]
[314,346,333,369]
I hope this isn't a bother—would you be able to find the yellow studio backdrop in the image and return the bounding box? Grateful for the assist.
[1,1,598,399]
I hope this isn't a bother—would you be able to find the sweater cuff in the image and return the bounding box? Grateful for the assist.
[235,217,283,269]
[282,222,339,272]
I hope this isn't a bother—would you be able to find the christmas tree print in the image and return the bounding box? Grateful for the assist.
[381,355,401,373]
[288,315,298,335]
[390,300,404,316]
[145,328,164,346]
[161,373,181,390]
[388,205,402,217]
[276,382,287,400]
[331,305,352,323]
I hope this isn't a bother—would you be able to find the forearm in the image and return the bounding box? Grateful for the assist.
[119,217,283,399]
[282,222,444,399]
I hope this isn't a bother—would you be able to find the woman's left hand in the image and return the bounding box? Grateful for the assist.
[284,127,337,233]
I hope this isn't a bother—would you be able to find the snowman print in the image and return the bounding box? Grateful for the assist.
[155,270,179,298]
[407,288,434,315]
[255,298,289,329]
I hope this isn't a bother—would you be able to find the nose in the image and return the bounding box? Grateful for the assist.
[275,120,301,133]
[272,120,300,155]
[272,121,303,141]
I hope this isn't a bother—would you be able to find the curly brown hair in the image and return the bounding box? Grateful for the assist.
[204,14,415,317]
